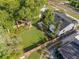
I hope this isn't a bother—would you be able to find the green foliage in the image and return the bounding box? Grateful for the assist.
[0,26,21,59]
[0,0,20,12]
[68,0,79,9]
[0,10,9,23]
[0,26,9,59]
[0,43,9,59]
[43,9,54,28]
[24,0,48,23]
[0,0,48,59]
[0,0,48,26]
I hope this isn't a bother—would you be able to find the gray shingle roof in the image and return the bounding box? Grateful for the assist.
[58,40,79,59]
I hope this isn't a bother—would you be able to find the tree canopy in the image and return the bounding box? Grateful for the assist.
[0,0,48,24]
[68,0,79,9]
[0,0,48,59]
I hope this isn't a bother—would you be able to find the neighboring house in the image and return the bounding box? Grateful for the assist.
[54,11,78,36]
[47,11,79,59]
[48,30,79,59]
[58,39,79,59]
[48,46,64,59]
[58,23,75,36]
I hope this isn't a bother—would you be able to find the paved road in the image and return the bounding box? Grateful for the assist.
[48,0,79,19]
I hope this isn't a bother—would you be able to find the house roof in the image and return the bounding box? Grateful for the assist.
[54,11,77,32]
[58,23,75,36]
[58,40,79,59]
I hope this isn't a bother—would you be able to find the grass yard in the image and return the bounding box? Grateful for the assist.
[18,26,45,48]
[11,26,45,59]
[28,49,44,59]
[28,51,41,59]
[13,26,45,59]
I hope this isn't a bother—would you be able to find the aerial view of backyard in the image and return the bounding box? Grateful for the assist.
[0,0,79,59]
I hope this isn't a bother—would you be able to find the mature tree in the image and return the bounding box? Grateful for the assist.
[43,9,54,28]
[0,0,48,58]
[0,25,21,59]
[68,0,79,8]
[0,0,48,23]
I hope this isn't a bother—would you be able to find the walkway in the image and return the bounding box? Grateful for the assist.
[24,37,59,57]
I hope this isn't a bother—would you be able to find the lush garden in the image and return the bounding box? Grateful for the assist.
[0,0,55,59]
[11,26,46,59]
[0,0,58,59]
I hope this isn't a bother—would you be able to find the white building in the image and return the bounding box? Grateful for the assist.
[58,23,75,36]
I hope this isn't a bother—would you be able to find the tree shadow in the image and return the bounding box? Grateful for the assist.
[23,37,47,52]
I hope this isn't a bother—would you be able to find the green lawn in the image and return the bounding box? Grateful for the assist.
[11,26,45,59]
[18,26,45,48]
[28,51,41,59]
[28,49,44,59]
